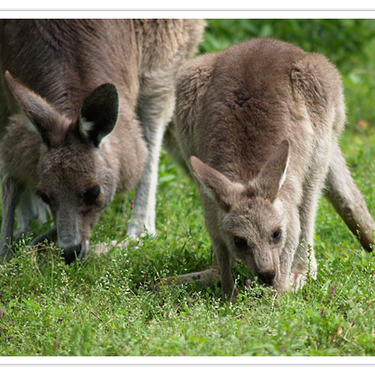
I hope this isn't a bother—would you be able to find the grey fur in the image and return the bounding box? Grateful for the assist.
[164,38,375,299]
[0,19,205,262]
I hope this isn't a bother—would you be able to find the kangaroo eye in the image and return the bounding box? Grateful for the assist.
[234,236,247,249]
[83,185,100,205]
[272,229,282,241]
[36,190,51,205]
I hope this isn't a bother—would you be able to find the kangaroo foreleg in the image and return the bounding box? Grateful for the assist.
[0,177,20,258]
[153,267,220,289]
[29,226,57,247]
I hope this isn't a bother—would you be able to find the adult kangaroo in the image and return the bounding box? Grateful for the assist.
[0,19,205,263]
[164,38,375,300]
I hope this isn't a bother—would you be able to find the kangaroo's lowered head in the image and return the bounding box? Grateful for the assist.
[190,140,290,289]
[6,71,119,262]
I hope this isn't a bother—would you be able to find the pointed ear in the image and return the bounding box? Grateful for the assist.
[190,156,243,211]
[256,139,290,201]
[5,71,66,147]
[79,83,119,147]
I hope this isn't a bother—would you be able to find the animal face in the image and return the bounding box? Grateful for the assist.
[222,195,286,286]
[190,139,290,287]
[36,141,115,262]
[5,72,119,262]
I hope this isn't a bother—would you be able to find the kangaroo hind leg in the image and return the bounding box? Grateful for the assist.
[126,71,175,238]
[324,143,375,252]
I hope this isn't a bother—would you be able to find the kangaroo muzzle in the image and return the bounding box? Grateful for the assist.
[257,269,276,286]
[57,211,87,263]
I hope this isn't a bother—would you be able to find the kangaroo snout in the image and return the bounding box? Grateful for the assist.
[257,269,276,286]
[58,236,82,264]
[58,239,90,264]
[61,243,82,264]
[57,226,89,264]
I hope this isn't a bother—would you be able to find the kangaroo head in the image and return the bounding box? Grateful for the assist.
[190,140,290,287]
[6,71,119,263]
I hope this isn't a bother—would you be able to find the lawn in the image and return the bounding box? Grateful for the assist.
[1,19,375,358]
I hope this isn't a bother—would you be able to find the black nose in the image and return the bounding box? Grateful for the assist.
[258,269,276,285]
[62,244,82,264]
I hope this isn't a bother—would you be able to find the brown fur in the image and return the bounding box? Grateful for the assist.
[0,19,205,262]
[164,38,375,299]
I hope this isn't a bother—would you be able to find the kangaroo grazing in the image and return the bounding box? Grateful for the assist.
[164,38,375,299]
[0,19,205,263]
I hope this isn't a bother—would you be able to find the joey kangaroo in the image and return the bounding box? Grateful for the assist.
[0,19,205,263]
[164,38,375,299]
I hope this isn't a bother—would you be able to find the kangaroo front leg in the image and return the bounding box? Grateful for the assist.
[126,74,175,238]
[29,226,57,247]
[277,239,297,293]
[290,183,321,289]
[324,143,375,252]
[15,185,48,239]
[212,238,238,301]
[0,177,20,258]
[153,267,220,290]
[290,211,318,289]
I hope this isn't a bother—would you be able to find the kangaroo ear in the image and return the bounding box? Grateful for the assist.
[257,139,290,201]
[190,156,243,211]
[79,83,119,147]
[5,71,66,147]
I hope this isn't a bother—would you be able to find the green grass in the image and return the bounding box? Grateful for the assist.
[1,138,375,356]
[1,20,375,357]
